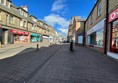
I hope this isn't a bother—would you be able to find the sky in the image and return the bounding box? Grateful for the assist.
[12,0,97,38]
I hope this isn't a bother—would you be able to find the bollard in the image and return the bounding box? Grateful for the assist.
[37,44,39,51]
[70,39,73,51]
[0,42,1,48]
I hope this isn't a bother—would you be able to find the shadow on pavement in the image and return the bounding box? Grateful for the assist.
[0,44,62,83]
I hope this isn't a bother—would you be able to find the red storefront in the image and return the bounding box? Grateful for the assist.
[10,29,30,44]
[108,8,118,59]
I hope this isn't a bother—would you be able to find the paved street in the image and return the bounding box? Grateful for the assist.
[0,44,118,83]
[0,42,50,59]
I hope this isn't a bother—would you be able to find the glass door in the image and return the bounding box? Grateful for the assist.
[111,20,118,53]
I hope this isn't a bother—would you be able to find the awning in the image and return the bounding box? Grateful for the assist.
[30,33,40,37]
[10,29,29,35]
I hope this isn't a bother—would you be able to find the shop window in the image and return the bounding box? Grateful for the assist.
[87,35,90,44]
[111,20,118,53]
[96,29,103,46]
[87,29,103,47]
[90,32,96,45]
[9,15,14,24]
[97,1,102,17]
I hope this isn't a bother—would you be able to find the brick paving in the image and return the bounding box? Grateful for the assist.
[0,44,61,83]
[0,44,118,83]
[29,44,118,83]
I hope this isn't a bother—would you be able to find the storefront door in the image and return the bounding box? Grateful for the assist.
[110,20,118,53]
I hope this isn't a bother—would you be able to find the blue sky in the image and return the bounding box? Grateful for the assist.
[12,0,97,37]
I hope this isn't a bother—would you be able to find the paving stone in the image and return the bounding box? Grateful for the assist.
[0,44,118,83]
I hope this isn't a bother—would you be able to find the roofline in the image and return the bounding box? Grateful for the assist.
[17,7,28,13]
[77,20,86,22]
[8,0,12,2]
[86,0,99,21]
[29,15,38,19]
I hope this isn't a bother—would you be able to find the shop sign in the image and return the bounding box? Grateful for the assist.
[87,19,105,35]
[10,29,29,35]
[109,8,118,22]
[43,36,49,38]
[31,33,40,36]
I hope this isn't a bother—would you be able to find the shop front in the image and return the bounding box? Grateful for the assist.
[107,8,118,59]
[10,29,30,44]
[86,19,105,52]
[49,36,54,43]
[78,35,83,44]
[0,25,11,45]
[30,33,40,43]
[43,35,49,43]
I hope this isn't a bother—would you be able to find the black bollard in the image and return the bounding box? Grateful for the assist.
[37,44,39,51]
[70,40,73,51]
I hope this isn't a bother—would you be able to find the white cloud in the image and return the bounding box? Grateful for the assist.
[51,0,67,13]
[58,28,68,34]
[44,14,69,28]
[44,14,69,37]
[43,0,69,38]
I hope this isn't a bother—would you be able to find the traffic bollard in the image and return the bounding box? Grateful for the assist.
[70,42,73,51]
[0,42,1,48]
[37,44,39,51]
[70,39,73,51]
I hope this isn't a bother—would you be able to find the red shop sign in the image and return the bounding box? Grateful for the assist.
[109,8,118,22]
[10,29,29,35]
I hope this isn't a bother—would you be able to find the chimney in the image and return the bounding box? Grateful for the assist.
[21,5,28,12]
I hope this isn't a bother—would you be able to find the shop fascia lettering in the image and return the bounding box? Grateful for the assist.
[109,8,118,22]
[10,29,29,35]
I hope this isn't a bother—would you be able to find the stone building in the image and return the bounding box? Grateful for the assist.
[0,0,56,46]
[85,0,118,59]
[68,16,85,44]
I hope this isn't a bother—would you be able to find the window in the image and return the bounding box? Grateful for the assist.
[32,18,37,22]
[87,29,103,47]
[6,1,10,8]
[9,15,14,24]
[39,22,43,26]
[24,21,27,27]
[1,0,4,4]
[91,14,93,24]
[24,13,28,17]
[96,29,103,46]
[97,2,102,17]
[20,10,23,15]
[32,24,35,30]
[20,19,23,26]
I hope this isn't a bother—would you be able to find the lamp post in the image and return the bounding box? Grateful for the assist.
[104,0,109,54]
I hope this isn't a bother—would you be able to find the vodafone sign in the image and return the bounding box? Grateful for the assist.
[109,8,118,22]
